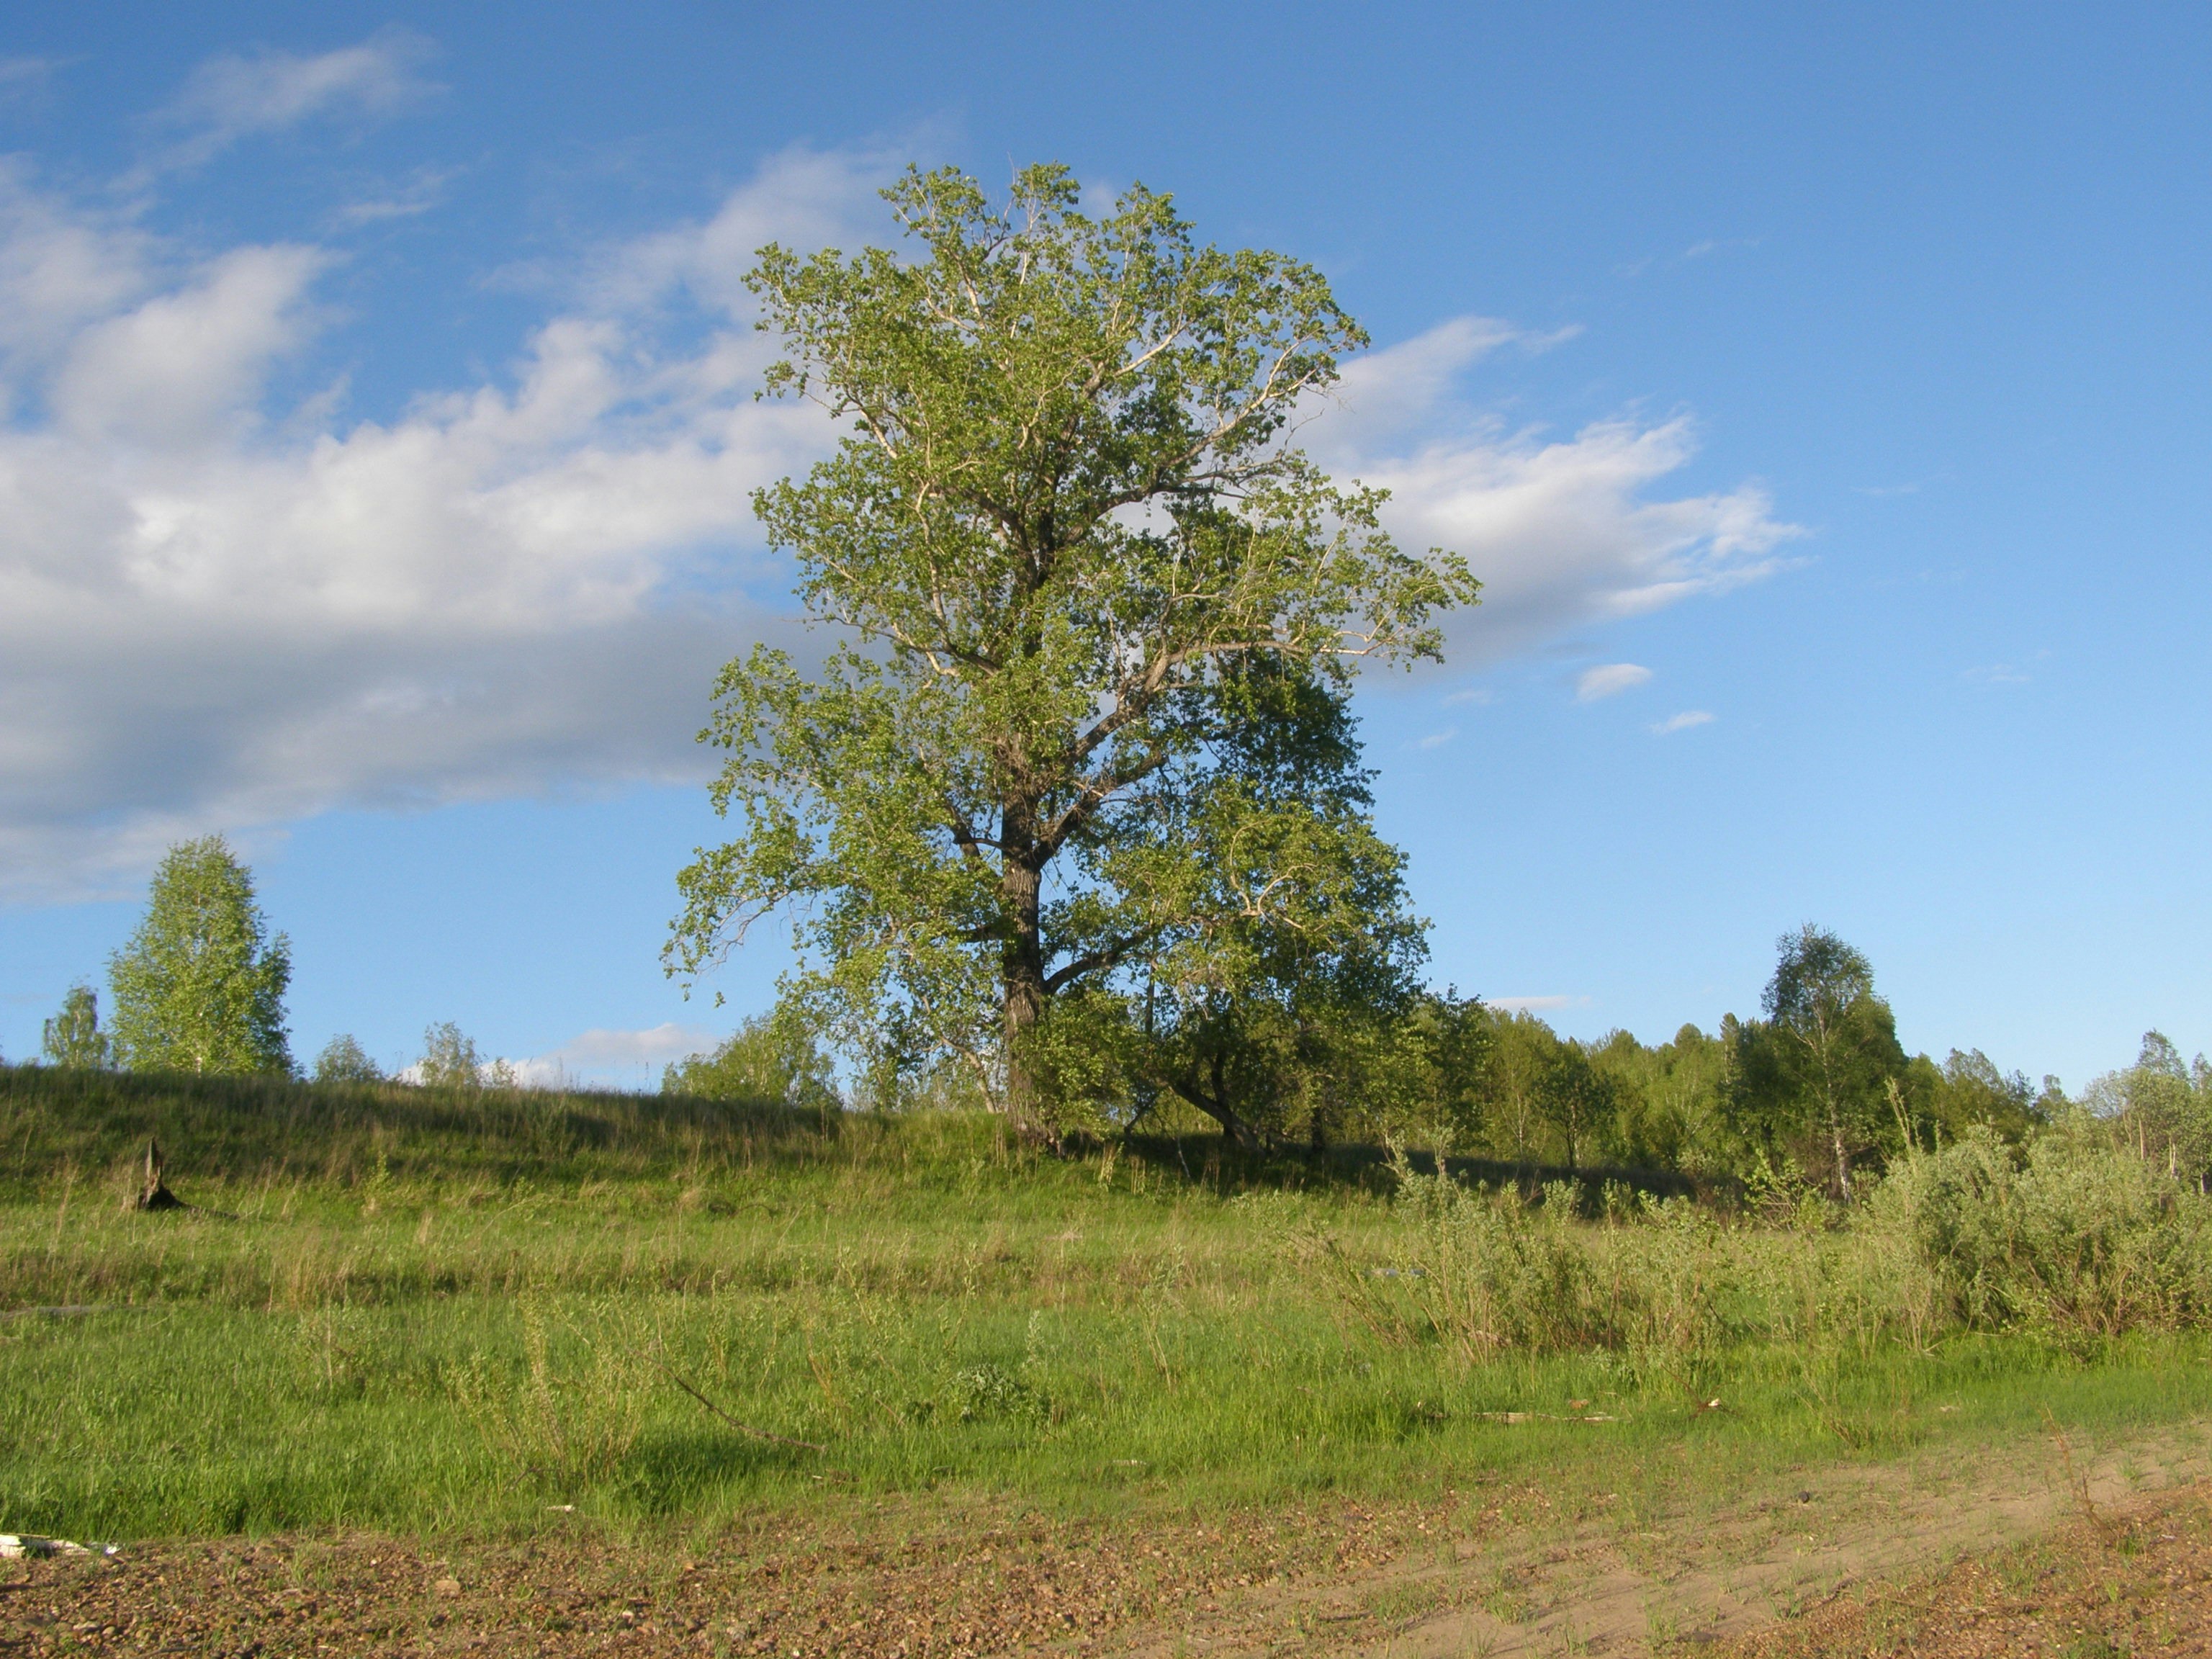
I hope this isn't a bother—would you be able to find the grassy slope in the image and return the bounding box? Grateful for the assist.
[0,1064,2205,1547]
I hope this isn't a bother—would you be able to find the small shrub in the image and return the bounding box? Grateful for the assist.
[312,1035,382,1085]
[418,1023,484,1089]
[948,1362,1046,1424]
[1328,1148,1635,1362]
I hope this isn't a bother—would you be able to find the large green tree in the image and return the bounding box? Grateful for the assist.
[669,165,1478,1133]
[1534,1040,1617,1172]
[108,836,292,1076]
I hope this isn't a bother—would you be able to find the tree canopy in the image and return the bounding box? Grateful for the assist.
[108,835,291,1076]
[1723,925,1907,1197]
[313,1033,383,1085]
[42,984,111,1070]
[417,1022,486,1089]
[668,163,1478,1136]
[662,1010,840,1111]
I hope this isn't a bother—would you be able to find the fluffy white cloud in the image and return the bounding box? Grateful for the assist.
[53,243,329,444]
[0,166,158,385]
[0,143,1797,899]
[1652,709,1715,734]
[1576,662,1653,702]
[0,148,884,898]
[1308,318,1801,669]
[601,144,896,315]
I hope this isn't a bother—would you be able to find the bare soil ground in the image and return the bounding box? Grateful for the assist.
[1727,1483,2212,1658]
[4,1427,2206,1658]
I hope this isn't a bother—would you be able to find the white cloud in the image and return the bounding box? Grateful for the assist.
[603,145,896,317]
[503,1022,721,1089]
[1652,710,1714,734]
[1321,315,1527,444]
[0,148,1795,900]
[328,166,454,229]
[1306,318,1802,671]
[53,244,329,444]
[0,148,888,898]
[1576,662,1653,702]
[1491,994,1590,1013]
[1416,727,1457,750]
[155,30,440,168]
[0,164,159,386]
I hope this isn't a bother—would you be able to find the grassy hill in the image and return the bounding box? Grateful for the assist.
[0,1062,2206,1552]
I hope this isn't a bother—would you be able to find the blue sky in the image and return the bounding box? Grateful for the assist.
[0,3,2206,1088]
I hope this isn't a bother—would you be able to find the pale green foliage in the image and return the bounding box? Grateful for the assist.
[669,163,1478,1133]
[312,1033,382,1085]
[41,984,111,1070]
[449,1296,654,1488]
[1588,1024,1735,1172]
[1914,1048,2050,1146]
[662,1008,840,1109]
[417,1022,484,1089]
[2082,1030,2212,1183]
[107,836,291,1076]
[1335,1120,2212,1378]
[1724,926,1909,1197]
[1480,1010,1560,1161]
[1330,1151,1735,1382]
[1873,1119,2212,1349]
[949,1361,1047,1424]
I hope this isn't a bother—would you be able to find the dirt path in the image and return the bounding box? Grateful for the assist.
[2,1424,2205,1657]
[1730,1480,2212,1657]
[1299,1426,2212,1657]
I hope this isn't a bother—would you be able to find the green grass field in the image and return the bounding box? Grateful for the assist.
[2,1064,2207,1552]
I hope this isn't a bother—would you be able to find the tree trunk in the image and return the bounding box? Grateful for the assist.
[1158,1050,1261,1150]
[999,858,1049,1138]
[1815,1022,1851,1202]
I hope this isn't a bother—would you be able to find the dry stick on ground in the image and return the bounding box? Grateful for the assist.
[650,1354,830,1453]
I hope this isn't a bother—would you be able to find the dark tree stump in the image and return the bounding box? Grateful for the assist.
[134,1139,183,1211]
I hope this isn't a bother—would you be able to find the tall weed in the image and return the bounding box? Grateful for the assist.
[449,1296,656,1491]
[1869,1119,2212,1352]
[1330,1128,2212,1379]
[1323,1148,1736,1379]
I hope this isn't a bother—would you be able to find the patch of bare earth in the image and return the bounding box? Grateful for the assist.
[1,1429,2205,1657]
[1328,1429,2212,1657]
[1725,1483,2212,1657]
[0,1501,1431,1657]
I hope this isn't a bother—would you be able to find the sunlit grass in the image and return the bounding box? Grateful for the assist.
[1,1064,2206,1545]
